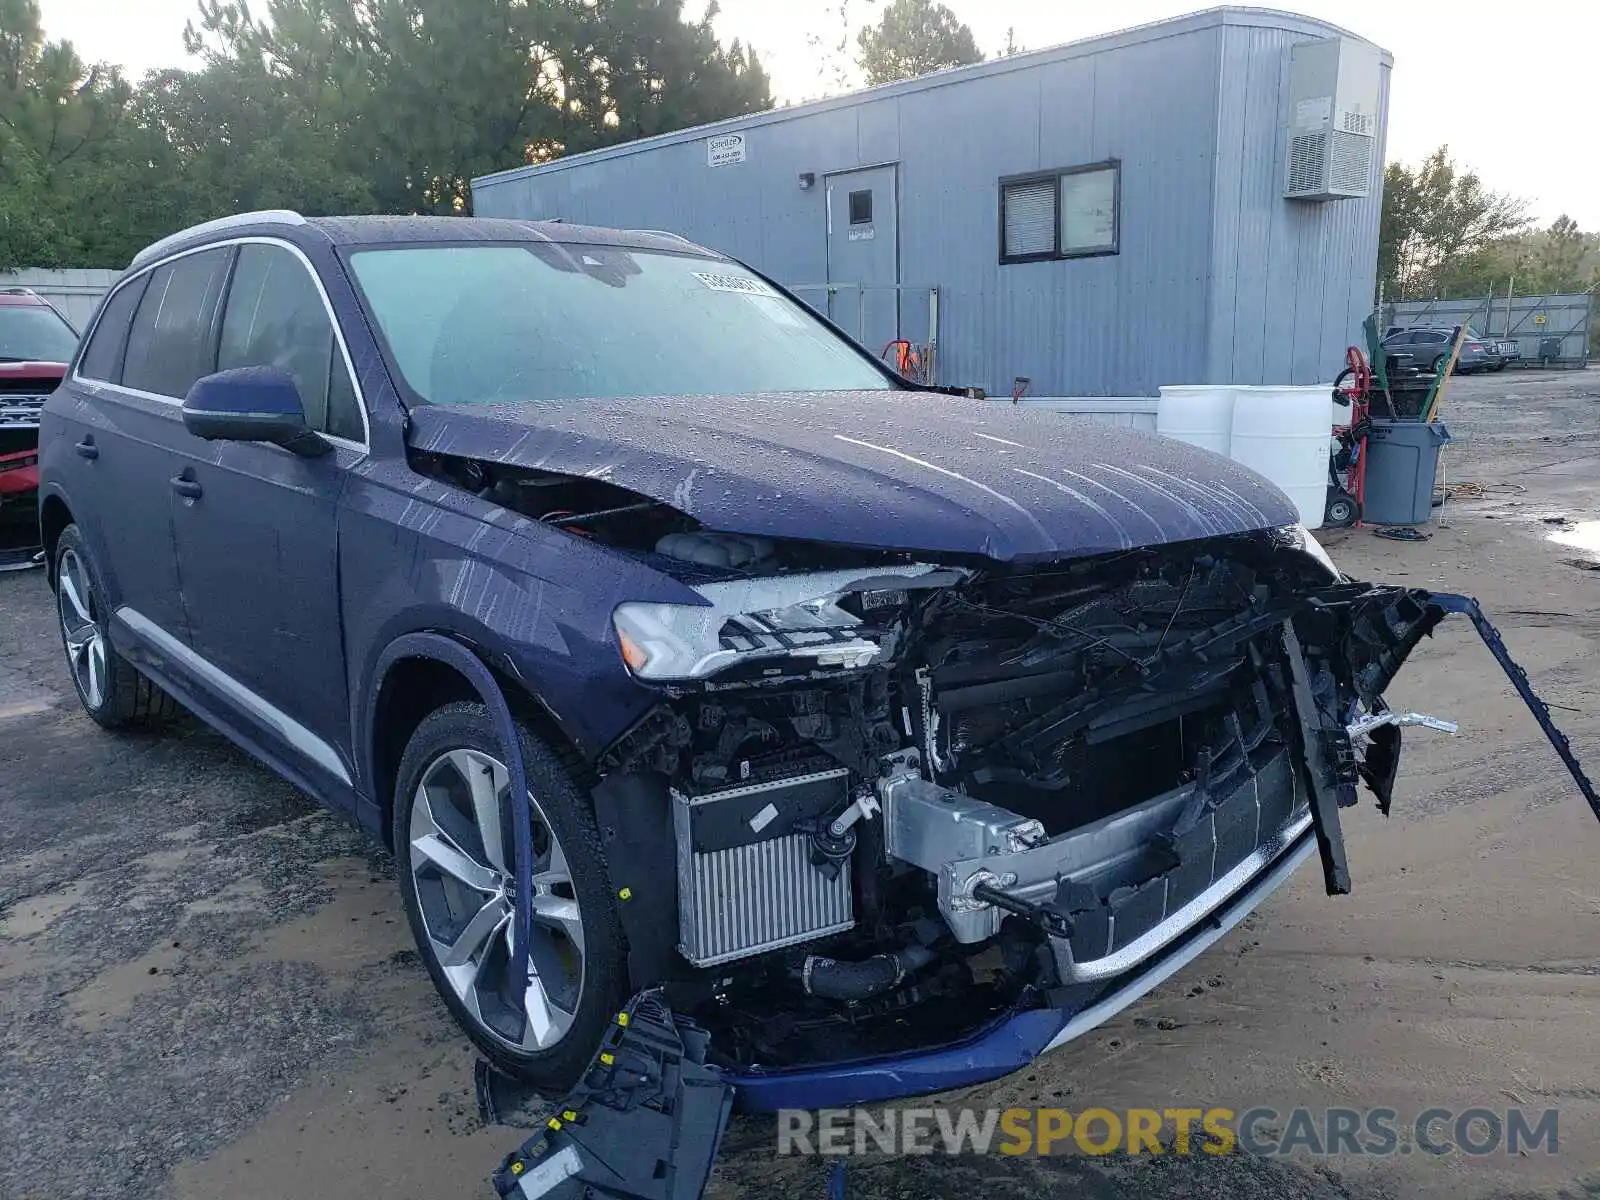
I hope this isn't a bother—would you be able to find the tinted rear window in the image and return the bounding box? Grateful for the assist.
[122,247,233,398]
[77,276,150,383]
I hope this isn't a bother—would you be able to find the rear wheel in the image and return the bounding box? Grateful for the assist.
[1430,353,1448,374]
[393,701,626,1088]
[53,523,178,728]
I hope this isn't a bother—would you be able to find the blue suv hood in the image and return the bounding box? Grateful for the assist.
[406,390,1297,563]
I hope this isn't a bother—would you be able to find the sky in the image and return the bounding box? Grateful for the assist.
[38,0,1600,228]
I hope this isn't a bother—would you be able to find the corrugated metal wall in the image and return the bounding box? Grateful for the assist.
[472,9,1388,398]
[1205,23,1389,387]
[919,26,1222,397]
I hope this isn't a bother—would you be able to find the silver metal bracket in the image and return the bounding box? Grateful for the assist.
[827,787,881,839]
[1346,710,1459,740]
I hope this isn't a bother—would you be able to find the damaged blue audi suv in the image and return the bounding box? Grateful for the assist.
[40,212,1449,1117]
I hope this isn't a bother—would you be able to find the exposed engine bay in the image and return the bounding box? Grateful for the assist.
[405,449,1599,1077]
[583,521,1449,1072]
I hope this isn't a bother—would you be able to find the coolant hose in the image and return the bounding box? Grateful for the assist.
[799,946,936,1001]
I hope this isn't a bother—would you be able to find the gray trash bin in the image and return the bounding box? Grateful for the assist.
[1363,419,1452,525]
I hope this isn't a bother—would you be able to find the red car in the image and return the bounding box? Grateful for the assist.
[0,288,77,569]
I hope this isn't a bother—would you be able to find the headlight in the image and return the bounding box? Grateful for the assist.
[613,564,957,681]
[1293,523,1342,580]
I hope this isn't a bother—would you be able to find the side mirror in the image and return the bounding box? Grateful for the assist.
[182,366,331,457]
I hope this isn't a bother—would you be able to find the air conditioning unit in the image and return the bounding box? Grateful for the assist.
[1283,36,1382,202]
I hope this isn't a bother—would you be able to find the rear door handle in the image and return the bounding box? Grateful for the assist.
[171,474,202,500]
[74,438,98,460]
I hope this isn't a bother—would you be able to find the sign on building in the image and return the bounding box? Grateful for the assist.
[706,133,746,168]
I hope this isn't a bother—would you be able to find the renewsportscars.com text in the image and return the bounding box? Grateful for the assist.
[777,1106,1559,1158]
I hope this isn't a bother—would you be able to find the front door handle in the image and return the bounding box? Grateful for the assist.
[74,438,98,460]
[171,473,202,500]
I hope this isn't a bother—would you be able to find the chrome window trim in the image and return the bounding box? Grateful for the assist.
[73,235,372,454]
[115,606,352,787]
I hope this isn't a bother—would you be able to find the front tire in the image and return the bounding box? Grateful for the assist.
[393,701,626,1089]
[53,523,178,728]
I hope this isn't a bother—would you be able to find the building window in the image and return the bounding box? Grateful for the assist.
[848,189,873,225]
[999,160,1120,264]
[1001,177,1056,260]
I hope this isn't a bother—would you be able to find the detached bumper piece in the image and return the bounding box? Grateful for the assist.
[489,992,733,1200]
[1292,587,1600,899]
[1429,592,1600,823]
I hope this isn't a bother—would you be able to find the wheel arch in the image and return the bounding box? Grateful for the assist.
[364,632,579,852]
[364,630,578,1039]
[38,491,73,585]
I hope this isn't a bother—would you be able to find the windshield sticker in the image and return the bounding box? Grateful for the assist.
[692,271,774,297]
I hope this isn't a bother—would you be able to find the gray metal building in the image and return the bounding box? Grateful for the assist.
[471,7,1392,398]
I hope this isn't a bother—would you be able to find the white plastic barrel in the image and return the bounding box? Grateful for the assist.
[1229,385,1333,529]
[1157,385,1236,457]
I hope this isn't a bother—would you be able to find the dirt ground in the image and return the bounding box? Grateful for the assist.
[3,369,1599,1200]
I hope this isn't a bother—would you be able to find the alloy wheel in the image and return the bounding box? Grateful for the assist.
[408,748,586,1052]
[57,548,107,710]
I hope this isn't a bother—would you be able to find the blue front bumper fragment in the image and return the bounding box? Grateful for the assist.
[730,828,1318,1112]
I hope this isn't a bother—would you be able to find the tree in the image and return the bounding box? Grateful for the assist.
[1526,214,1595,294]
[856,0,981,86]
[1377,146,1528,300]
[804,0,871,95]
[182,0,570,215]
[0,0,132,267]
[185,0,770,214]
[553,0,771,156]
[999,26,1024,57]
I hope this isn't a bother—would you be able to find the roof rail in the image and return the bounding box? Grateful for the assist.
[129,209,307,269]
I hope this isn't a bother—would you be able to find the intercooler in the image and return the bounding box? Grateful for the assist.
[672,767,855,967]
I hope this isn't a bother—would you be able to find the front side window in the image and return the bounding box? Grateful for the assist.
[346,244,894,406]
[122,247,233,398]
[0,300,80,364]
[218,244,363,441]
